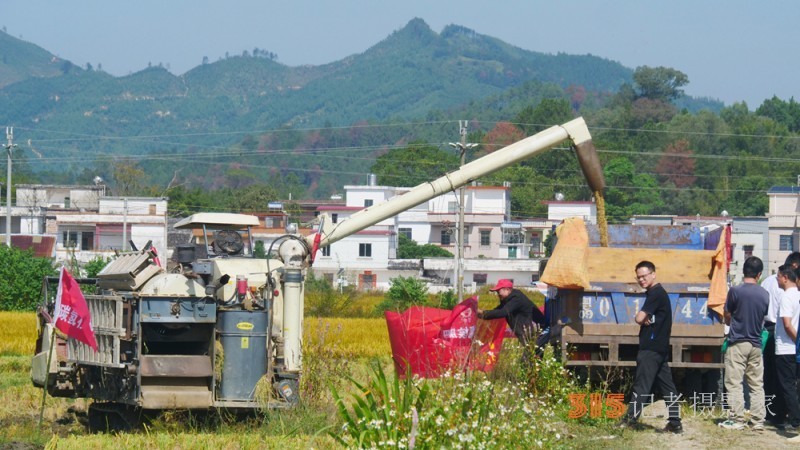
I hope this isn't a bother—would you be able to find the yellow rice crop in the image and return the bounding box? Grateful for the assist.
[0,312,390,358]
[304,317,390,358]
[0,312,37,356]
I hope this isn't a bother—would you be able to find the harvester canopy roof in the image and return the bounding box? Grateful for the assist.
[174,213,260,230]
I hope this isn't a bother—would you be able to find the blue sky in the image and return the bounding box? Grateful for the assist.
[4,0,798,107]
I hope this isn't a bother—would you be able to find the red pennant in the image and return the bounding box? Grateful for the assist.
[54,267,98,351]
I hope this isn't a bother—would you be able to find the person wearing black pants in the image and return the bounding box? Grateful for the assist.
[763,252,800,424]
[763,322,780,423]
[773,265,800,428]
[619,261,682,433]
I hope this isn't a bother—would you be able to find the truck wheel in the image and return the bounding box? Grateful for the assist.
[87,402,142,433]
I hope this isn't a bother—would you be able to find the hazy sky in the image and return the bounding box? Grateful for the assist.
[4,0,798,108]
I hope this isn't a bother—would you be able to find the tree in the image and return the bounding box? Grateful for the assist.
[483,122,525,152]
[225,184,281,213]
[0,246,56,311]
[656,140,696,188]
[601,157,663,222]
[514,98,573,136]
[756,96,800,133]
[370,141,459,187]
[112,159,146,196]
[632,66,689,101]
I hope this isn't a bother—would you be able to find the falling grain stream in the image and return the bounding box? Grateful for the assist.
[595,190,609,247]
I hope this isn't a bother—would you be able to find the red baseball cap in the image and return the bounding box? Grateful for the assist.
[489,279,513,291]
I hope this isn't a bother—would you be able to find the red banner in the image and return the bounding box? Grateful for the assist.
[385,296,506,378]
[54,267,98,351]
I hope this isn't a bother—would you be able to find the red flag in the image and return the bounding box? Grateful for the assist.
[54,267,98,351]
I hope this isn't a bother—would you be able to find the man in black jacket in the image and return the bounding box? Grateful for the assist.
[477,279,546,361]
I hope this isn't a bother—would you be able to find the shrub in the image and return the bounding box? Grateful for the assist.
[437,289,458,309]
[304,271,358,317]
[83,255,111,278]
[375,276,429,314]
[397,234,452,258]
[0,246,56,311]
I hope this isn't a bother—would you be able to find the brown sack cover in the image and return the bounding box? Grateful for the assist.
[707,228,729,317]
[541,217,591,290]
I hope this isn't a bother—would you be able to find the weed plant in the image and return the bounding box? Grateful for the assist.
[301,320,356,408]
[330,344,580,448]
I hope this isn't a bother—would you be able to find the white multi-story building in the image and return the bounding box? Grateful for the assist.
[766,185,800,273]
[6,184,168,265]
[730,217,769,282]
[311,180,564,291]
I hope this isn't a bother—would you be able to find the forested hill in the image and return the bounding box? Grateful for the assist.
[0,29,74,88]
[9,17,794,224]
[0,19,636,144]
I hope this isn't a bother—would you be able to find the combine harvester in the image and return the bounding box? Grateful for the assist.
[32,117,607,430]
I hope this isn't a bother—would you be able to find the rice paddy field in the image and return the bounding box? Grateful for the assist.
[2,309,769,449]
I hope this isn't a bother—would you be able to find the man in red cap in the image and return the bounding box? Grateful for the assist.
[478,279,545,362]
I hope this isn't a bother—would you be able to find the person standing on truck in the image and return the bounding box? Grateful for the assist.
[772,265,800,429]
[618,261,683,433]
[477,279,545,364]
[720,256,770,431]
[761,252,800,425]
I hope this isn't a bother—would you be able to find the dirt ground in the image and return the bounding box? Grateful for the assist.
[598,400,800,449]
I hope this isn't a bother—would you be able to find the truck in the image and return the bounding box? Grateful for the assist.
[31,117,607,430]
[548,223,728,398]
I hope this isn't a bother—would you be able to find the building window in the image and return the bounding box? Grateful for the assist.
[531,273,540,282]
[480,230,491,246]
[321,245,331,257]
[359,271,376,290]
[448,201,457,213]
[399,227,412,240]
[440,230,451,246]
[359,243,372,257]
[502,228,523,244]
[473,273,488,285]
[364,199,373,207]
[508,246,517,258]
[780,235,794,251]
[62,231,78,248]
[81,232,95,251]
[743,245,754,259]
[332,213,338,223]
[149,204,157,215]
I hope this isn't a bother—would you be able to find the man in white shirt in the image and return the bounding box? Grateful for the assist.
[761,252,800,425]
[774,265,800,429]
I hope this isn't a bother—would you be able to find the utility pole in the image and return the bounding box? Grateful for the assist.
[5,127,17,247]
[449,121,478,301]
[122,197,128,251]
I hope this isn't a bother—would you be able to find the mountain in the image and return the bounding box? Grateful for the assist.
[0,30,78,88]
[0,20,633,142]
[0,19,726,200]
